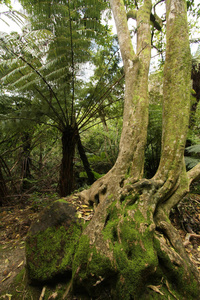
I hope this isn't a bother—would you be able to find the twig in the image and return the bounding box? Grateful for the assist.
[184,233,200,246]
[39,287,46,300]
[62,279,72,299]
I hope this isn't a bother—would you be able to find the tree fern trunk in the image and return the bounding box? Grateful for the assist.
[21,132,32,191]
[0,166,7,206]
[59,126,78,197]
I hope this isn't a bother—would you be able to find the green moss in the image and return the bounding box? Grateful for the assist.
[26,222,81,282]
[14,268,26,285]
[112,213,158,298]
[126,193,140,206]
[55,199,68,203]
[101,198,159,298]
[72,235,115,296]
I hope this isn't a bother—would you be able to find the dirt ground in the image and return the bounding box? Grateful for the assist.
[0,205,39,295]
[0,193,200,298]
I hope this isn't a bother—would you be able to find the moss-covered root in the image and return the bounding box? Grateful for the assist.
[154,233,200,300]
[72,199,200,300]
[72,235,116,299]
[72,203,158,299]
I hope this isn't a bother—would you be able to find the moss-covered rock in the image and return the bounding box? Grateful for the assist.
[26,200,82,282]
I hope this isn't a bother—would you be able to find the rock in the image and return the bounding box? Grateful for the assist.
[25,200,82,282]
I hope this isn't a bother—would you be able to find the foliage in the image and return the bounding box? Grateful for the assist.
[185,144,200,170]
[0,0,125,196]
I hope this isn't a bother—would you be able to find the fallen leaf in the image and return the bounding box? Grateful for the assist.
[48,292,58,299]
[17,261,24,268]
[1,294,12,300]
[165,280,179,300]
[147,285,164,295]
[39,287,46,300]
[1,272,12,282]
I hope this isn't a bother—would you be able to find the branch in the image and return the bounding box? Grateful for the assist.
[187,162,200,185]
[127,10,163,31]
[153,0,165,10]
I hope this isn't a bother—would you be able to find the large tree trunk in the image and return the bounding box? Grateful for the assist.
[71,0,200,299]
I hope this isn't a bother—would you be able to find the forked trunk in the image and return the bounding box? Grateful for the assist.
[71,0,200,298]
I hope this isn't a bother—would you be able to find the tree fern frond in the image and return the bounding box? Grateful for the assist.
[185,144,200,155]
[0,9,27,27]
[185,156,200,170]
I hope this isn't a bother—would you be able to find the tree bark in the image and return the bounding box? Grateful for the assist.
[109,0,151,182]
[59,125,78,196]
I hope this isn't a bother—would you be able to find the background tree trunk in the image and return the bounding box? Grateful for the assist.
[0,166,7,206]
[21,132,32,191]
[77,133,95,185]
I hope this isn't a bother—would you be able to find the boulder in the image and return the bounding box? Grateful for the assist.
[26,200,82,282]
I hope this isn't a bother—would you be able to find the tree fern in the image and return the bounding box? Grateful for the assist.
[0,0,125,196]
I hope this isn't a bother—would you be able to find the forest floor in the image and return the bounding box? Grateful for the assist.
[0,191,200,298]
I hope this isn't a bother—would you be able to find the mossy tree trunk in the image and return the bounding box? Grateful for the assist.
[71,0,200,299]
